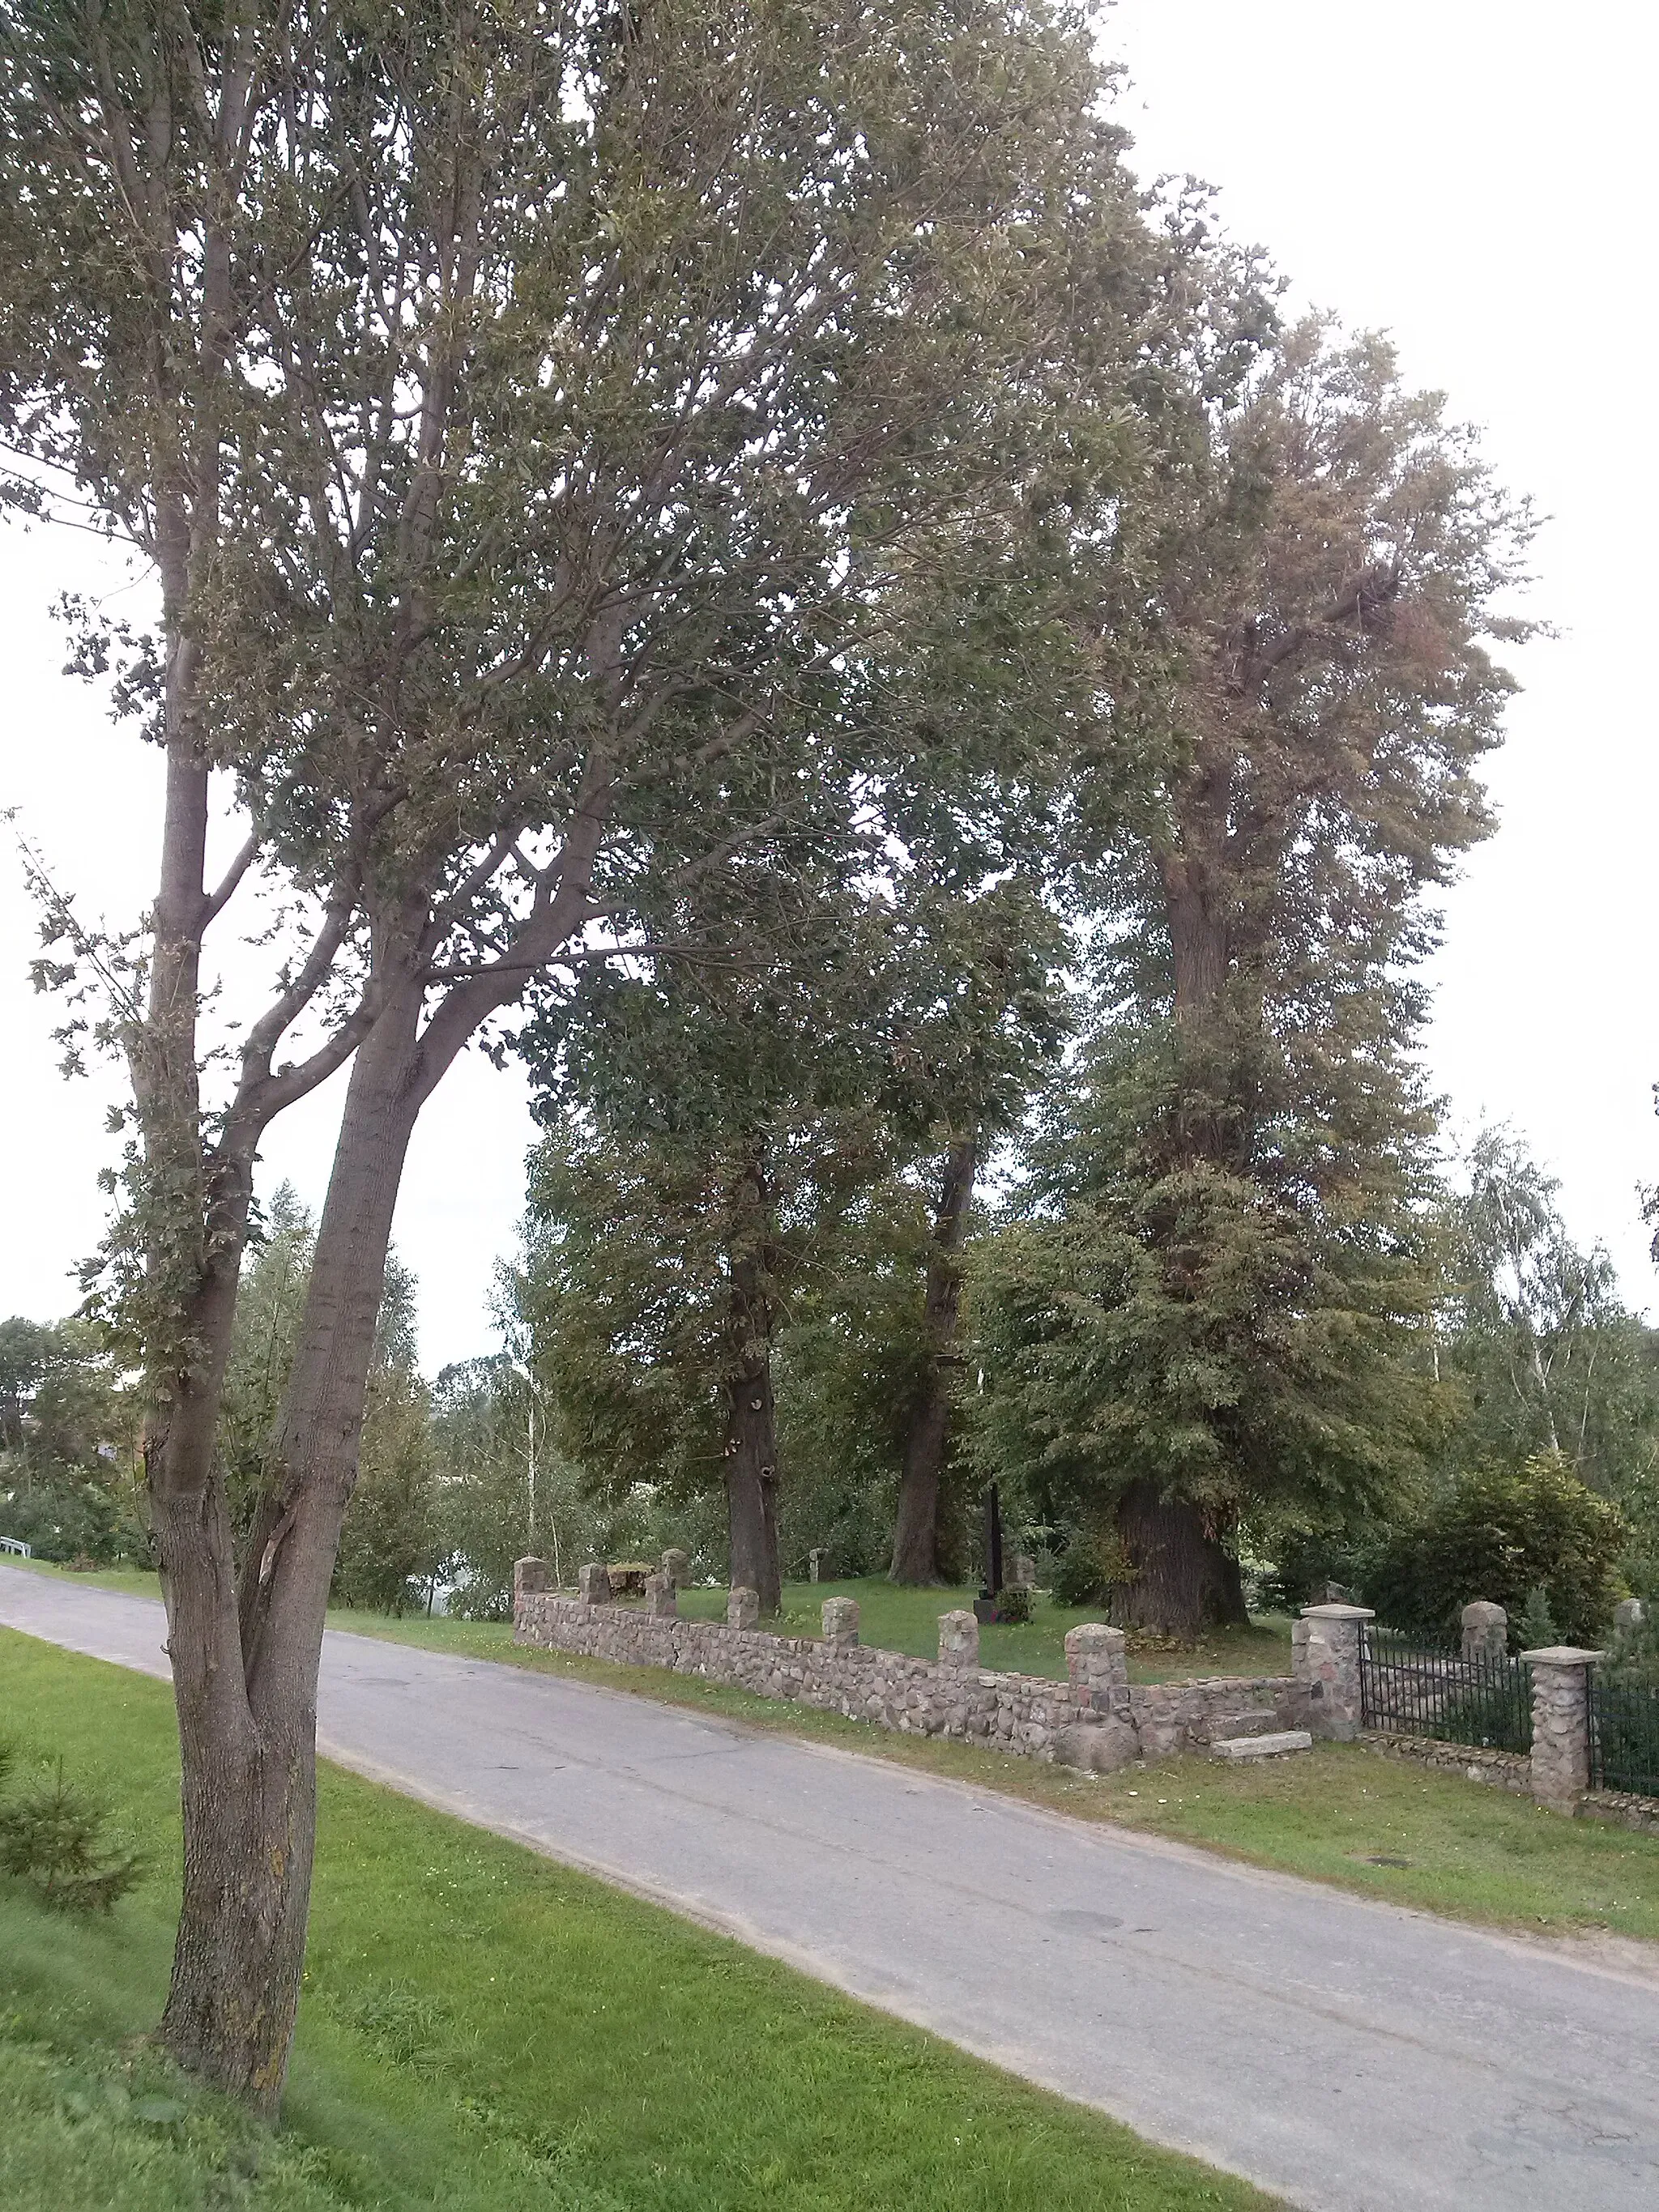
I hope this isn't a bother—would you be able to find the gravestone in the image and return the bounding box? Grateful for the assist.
[660,1547,690,1590]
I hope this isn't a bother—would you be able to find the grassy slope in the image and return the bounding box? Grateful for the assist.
[0,1628,1276,2212]
[11,1559,1659,1945]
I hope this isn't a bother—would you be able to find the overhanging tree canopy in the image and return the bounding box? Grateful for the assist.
[0,0,1134,2108]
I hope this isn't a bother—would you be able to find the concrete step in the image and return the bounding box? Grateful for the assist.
[1205,1710,1282,1739]
[1210,1729,1314,1762]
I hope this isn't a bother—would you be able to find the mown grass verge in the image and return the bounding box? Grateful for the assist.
[0,1627,1277,2212]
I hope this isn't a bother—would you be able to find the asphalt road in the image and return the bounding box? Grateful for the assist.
[4,1568,1658,2212]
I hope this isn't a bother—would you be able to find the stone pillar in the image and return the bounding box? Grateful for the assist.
[727,1585,760,1630]
[937,1609,979,1672]
[1065,1622,1128,1713]
[513,1556,549,1604]
[1009,1554,1038,1592]
[1461,1600,1508,1664]
[577,1562,612,1605]
[821,1597,859,1649]
[1614,1596,1644,1633]
[660,1547,690,1591]
[1295,1603,1374,1741]
[1523,1646,1601,1812]
[645,1571,677,1620]
[808,1546,826,1583]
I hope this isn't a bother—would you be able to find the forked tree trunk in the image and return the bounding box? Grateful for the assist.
[889,1134,978,1585]
[1107,1479,1250,1639]
[160,985,425,2111]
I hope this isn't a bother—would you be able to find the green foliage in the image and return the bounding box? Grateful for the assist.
[1436,1127,1659,1556]
[1516,1585,1560,1652]
[0,1749,141,1914]
[0,1317,139,1565]
[1602,1605,1659,1689]
[1360,1456,1626,1643]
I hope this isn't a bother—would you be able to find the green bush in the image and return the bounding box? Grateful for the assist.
[1361,1455,1625,1645]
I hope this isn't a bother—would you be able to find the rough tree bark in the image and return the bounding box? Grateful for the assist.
[721,1152,782,1612]
[724,1335,782,1615]
[1107,1480,1250,1639]
[889,1133,979,1585]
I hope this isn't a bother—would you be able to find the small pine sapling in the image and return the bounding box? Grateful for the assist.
[0,1757,143,1913]
[1517,1586,1561,1652]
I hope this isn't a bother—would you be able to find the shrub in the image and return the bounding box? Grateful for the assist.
[998,1584,1033,1624]
[0,1755,143,1912]
[1516,1585,1559,1652]
[1361,1455,1625,1645]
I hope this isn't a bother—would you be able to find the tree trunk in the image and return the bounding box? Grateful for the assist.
[160,982,425,2112]
[889,1133,978,1585]
[724,1345,781,1613]
[1107,1479,1250,1639]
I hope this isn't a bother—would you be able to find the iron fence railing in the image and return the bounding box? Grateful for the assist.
[1359,1626,1533,1754]
[1589,1673,1659,1798]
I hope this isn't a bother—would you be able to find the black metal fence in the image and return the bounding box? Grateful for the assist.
[1589,1673,1659,1797]
[1359,1626,1533,1754]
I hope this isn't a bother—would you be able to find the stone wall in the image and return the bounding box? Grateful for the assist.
[1359,1730,1533,1798]
[514,1579,1304,1768]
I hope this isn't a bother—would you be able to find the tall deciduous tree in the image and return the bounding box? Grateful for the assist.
[1,0,1122,2103]
[972,304,1532,1635]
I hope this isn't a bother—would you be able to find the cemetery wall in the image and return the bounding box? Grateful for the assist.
[513,1588,1305,1766]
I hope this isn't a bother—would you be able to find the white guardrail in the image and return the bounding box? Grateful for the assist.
[0,1536,33,1558]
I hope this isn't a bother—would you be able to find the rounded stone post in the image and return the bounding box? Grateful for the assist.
[660,1547,690,1591]
[937,1609,979,1671]
[821,1597,859,1649]
[727,1585,760,1630]
[1461,1600,1508,1664]
[514,1556,549,1603]
[645,1571,678,1619]
[1523,1646,1601,1812]
[577,1561,612,1605]
[1295,1603,1374,1741]
[1065,1622,1128,1712]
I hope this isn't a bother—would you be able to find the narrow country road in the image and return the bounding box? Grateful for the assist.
[4,1571,1657,2212]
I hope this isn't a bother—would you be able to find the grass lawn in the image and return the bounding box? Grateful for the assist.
[0,1627,1278,2212]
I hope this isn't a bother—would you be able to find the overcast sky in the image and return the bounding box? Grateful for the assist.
[2,0,1653,1366]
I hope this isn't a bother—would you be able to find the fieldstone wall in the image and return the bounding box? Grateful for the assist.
[1360,1730,1533,1798]
[514,1581,1305,1767]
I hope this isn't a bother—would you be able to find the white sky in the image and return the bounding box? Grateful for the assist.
[1,0,1654,1366]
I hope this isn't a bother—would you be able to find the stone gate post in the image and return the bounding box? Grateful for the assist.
[1294,1603,1374,1741]
[1065,1622,1128,1716]
[1523,1646,1601,1813]
[1461,1601,1508,1663]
